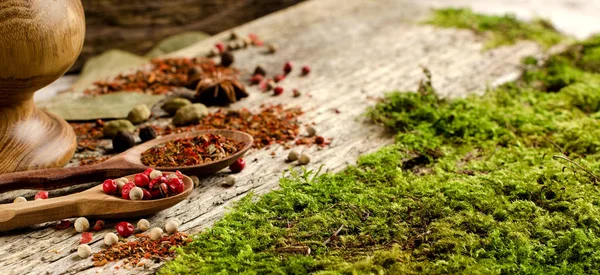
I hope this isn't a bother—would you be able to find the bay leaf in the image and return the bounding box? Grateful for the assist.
[71,50,148,93]
[41,92,165,121]
[145,32,210,59]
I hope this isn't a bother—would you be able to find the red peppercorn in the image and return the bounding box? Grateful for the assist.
[121,182,136,200]
[273,86,284,96]
[134,173,150,187]
[142,168,154,177]
[102,179,117,194]
[315,136,325,145]
[293,89,301,97]
[283,62,293,74]
[250,74,264,85]
[159,183,169,197]
[175,170,184,180]
[215,43,225,53]
[274,75,285,83]
[301,65,311,75]
[229,158,246,173]
[34,191,48,200]
[142,189,152,200]
[116,222,135,237]
[168,178,184,194]
[56,219,71,229]
[92,220,105,231]
[149,176,166,189]
[150,188,162,199]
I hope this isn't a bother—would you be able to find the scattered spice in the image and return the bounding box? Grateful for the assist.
[79,156,111,166]
[116,222,135,237]
[112,131,135,153]
[273,86,284,96]
[287,150,300,162]
[78,244,92,258]
[80,232,93,244]
[299,153,311,165]
[137,219,150,231]
[250,74,264,85]
[92,232,191,267]
[283,61,293,74]
[140,134,244,167]
[267,43,279,53]
[254,65,267,76]
[104,233,119,246]
[222,175,236,187]
[220,52,234,67]
[301,65,311,75]
[93,220,106,231]
[229,158,246,173]
[75,217,90,232]
[274,75,285,83]
[293,89,301,97]
[56,219,71,229]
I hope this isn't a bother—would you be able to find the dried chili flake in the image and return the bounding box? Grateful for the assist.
[80,232,93,244]
[92,232,191,268]
[140,134,244,167]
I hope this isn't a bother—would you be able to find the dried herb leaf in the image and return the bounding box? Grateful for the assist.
[145,32,210,59]
[72,50,148,93]
[42,92,164,121]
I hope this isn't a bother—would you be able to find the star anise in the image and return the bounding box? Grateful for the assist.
[187,64,248,106]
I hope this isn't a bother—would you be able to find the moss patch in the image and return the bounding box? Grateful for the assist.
[159,12,600,275]
[426,8,566,49]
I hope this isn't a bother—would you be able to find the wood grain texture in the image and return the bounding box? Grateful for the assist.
[0,0,85,173]
[0,129,252,192]
[0,173,194,231]
[0,0,589,273]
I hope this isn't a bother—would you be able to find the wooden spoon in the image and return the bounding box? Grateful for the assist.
[0,172,194,231]
[0,129,253,193]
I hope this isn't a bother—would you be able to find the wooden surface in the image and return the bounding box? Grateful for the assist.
[0,0,598,274]
[0,0,84,173]
[72,0,304,72]
[0,173,194,231]
[0,129,252,193]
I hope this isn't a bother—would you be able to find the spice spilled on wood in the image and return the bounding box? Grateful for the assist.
[92,232,191,268]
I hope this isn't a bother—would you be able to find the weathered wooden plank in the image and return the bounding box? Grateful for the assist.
[1,0,595,274]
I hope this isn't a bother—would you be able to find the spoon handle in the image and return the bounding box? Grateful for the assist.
[0,159,145,193]
[0,196,81,231]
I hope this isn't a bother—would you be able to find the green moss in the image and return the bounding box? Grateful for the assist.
[160,12,600,275]
[426,8,565,49]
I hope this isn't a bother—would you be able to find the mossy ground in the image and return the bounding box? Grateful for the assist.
[426,8,566,49]
[160,10,600,275]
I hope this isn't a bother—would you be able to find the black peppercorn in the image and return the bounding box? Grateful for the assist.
[253,65,266,76]
[220,52,234,67]
[112,130,135,153]
[139,126,157,142]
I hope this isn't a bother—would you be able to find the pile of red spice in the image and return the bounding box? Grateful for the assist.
[71,121,104,151]
[92,232,191,268]
[140,134,245,167]
[85,57,219,96]
[160,104,308,149]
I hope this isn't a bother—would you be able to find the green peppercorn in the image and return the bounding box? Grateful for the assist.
[127,104,151,124]
[220,52,234,67]
[162,97,192,115]
[103,120,136,138]
[139,126,157,143]
[112,130,135,153]
[172,103,209,126]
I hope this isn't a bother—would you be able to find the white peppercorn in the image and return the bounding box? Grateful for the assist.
[267,43,279,53]
[129,187,144,200]
[167,217,181,226]
[77,244,92,258]
[13,196,27,203]
[149,227,163,241]
[104,233,118,246]
[306,126,317,137]
[149,170,163,180]
[287,150,300,162]
[299,153,311,165]
[116,178,128,192]
[137,219,150,231]
[221,175,236,187]
[74,217,90,232]
[165,220,179,234]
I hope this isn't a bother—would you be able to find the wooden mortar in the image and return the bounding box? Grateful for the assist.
[0,0,85,173]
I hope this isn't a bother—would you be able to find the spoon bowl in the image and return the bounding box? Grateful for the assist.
[0,129,253,193]
[0,172,194,231]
